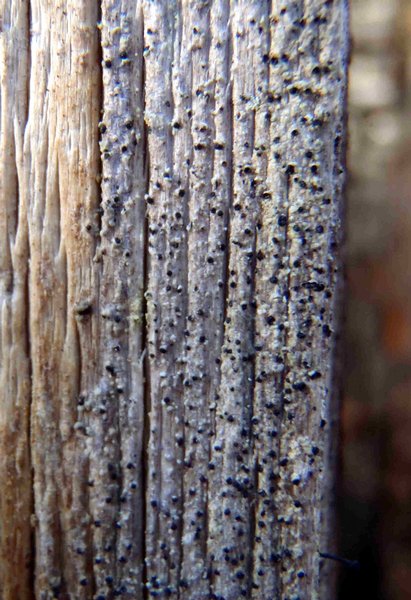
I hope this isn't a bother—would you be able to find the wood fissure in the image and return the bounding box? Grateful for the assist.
[0,1,348,598]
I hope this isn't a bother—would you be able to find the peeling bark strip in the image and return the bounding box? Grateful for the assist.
[0,1,348,599]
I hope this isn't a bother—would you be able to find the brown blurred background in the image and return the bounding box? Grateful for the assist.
[341,0,411,598]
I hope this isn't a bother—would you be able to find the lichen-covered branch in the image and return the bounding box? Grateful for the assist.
[0,1,348,599]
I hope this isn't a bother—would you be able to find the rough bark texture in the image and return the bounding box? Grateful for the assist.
[0,1,348,599]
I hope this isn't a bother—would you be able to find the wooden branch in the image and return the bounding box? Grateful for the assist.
[0,1,349,598]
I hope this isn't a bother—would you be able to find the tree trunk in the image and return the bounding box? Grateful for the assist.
[0,1,349,599]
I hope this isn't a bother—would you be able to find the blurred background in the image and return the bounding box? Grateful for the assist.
[340,0,411,598]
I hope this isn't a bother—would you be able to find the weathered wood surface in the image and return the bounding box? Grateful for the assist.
[0,1,349,599]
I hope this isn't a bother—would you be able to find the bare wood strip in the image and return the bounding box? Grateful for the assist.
[26,1,101,597]
[0,1,32,597]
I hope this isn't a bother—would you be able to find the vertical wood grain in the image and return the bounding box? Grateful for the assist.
[0,1,348,598]
[0,1,32,597]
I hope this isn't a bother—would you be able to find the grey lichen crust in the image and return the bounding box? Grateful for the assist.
[0,0,348,599]
[144,1,348,599]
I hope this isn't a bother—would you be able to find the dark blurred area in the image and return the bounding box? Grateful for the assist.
[340,1,411,598]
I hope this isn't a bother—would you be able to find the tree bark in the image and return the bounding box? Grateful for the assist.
[0,1,349,599]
